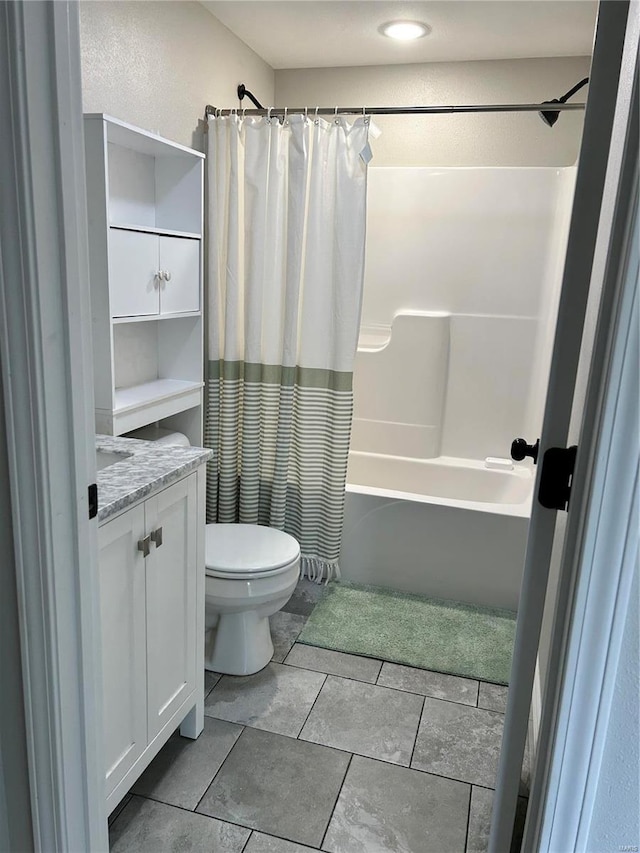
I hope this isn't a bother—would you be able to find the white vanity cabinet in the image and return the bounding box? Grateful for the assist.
[98,472,203,812]
[84,113,205,444]
[98,504,147,794]
[109,229,200,318]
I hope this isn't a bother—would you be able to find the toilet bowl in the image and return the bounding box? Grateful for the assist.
[205,523,300,676]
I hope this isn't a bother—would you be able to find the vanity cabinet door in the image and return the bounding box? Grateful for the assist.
[145,474,197,742]
[158,236,200,315]
[98,504,147,797]
[109,229,159,317]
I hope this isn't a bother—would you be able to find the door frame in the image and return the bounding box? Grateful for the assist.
[0,2,107,850]
[526,15,639,848]
[489,1,635,849]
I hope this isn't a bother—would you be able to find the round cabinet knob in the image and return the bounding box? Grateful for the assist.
[511,437,540,464]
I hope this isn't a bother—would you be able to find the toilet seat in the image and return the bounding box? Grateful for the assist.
[205,523,300,580]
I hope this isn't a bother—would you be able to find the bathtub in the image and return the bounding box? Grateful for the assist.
[340,453,533,611]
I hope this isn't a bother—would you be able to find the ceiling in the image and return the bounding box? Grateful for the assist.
[202,1,598,70]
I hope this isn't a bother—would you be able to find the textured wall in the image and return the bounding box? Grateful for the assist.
[276,57,590,166]
[79,1,275,151]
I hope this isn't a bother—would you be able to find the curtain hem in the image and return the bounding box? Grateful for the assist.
[300,555,341,585]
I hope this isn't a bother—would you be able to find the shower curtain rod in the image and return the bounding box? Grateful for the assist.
[204,102,585,118]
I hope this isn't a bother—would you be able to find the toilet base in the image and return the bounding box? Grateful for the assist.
[205,610,274,676]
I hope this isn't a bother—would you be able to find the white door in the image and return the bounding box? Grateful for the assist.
[159,236,200,315]
[489,3,634,850]
[98,505,147,798]
[109,229,159,317]
[0,3,108,848]
[145,475,197,742]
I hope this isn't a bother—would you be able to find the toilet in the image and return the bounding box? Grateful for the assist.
[204,523,300,676]
[125,430,299,675]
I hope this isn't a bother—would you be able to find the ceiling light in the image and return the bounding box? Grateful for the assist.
[380,20,430,41]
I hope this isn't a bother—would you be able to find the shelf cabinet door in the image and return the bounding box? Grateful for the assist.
[98,505,147,797]
[159,236,200,315]
[109,229,159,317]
[145,475,197,742]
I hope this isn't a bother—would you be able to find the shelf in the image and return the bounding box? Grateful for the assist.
[357,324,392,352]
[97,379,204,437]
[85,113,205,160]
[112,312,201,325]
[85,113,204,446]
[110,224,201,240]
[114,379,204,414]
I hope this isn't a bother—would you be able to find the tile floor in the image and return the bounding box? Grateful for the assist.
[109,580,529,853]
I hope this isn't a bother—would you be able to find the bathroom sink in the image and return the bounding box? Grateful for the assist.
[96,449,133,471]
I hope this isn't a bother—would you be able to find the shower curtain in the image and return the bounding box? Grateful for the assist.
[205,113,373,581]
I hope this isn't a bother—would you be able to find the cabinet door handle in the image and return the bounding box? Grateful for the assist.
[150,527,163,548]
[164,270,172,282]
[137,535,151,557]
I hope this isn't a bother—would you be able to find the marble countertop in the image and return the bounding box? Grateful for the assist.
[96,434,212,524]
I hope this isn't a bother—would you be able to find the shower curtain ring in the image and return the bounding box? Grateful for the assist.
[284,106,288,125]
[314,106,319,125]
[334,105,340,124]
[242,106,246,120]
[267,106,272,123]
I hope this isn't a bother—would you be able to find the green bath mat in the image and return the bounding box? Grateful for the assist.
[298,582,516,685]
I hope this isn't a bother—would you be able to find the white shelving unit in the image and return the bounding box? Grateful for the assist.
[84,114,205,444]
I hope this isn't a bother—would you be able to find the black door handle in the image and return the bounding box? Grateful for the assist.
[511,438,540,464]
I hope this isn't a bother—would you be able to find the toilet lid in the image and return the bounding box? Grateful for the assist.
[205,524,300,575]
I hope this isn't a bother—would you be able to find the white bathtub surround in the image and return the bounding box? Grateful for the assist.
[205,114,374,580]
[353,312,450,458]
[342,166,575,608]
[342,454,532,610]
[355,166,576,464]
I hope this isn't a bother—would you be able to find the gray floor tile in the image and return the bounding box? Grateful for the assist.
[466,786,493,853]
[477,682,509,714]
[131,717,242,809]
[205,662,325,737]
[466,786,529,853]
[270,612,307,663]
[323,755,470,853]
[197,727,350,848]
[378,662,479,706]
[300,675,423,767]
[205,671,221,697]
[285,644,382,683]
[245,831,318,852]
[110,795,250,852]
[412,698,504,788]
[282,578,328,617]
